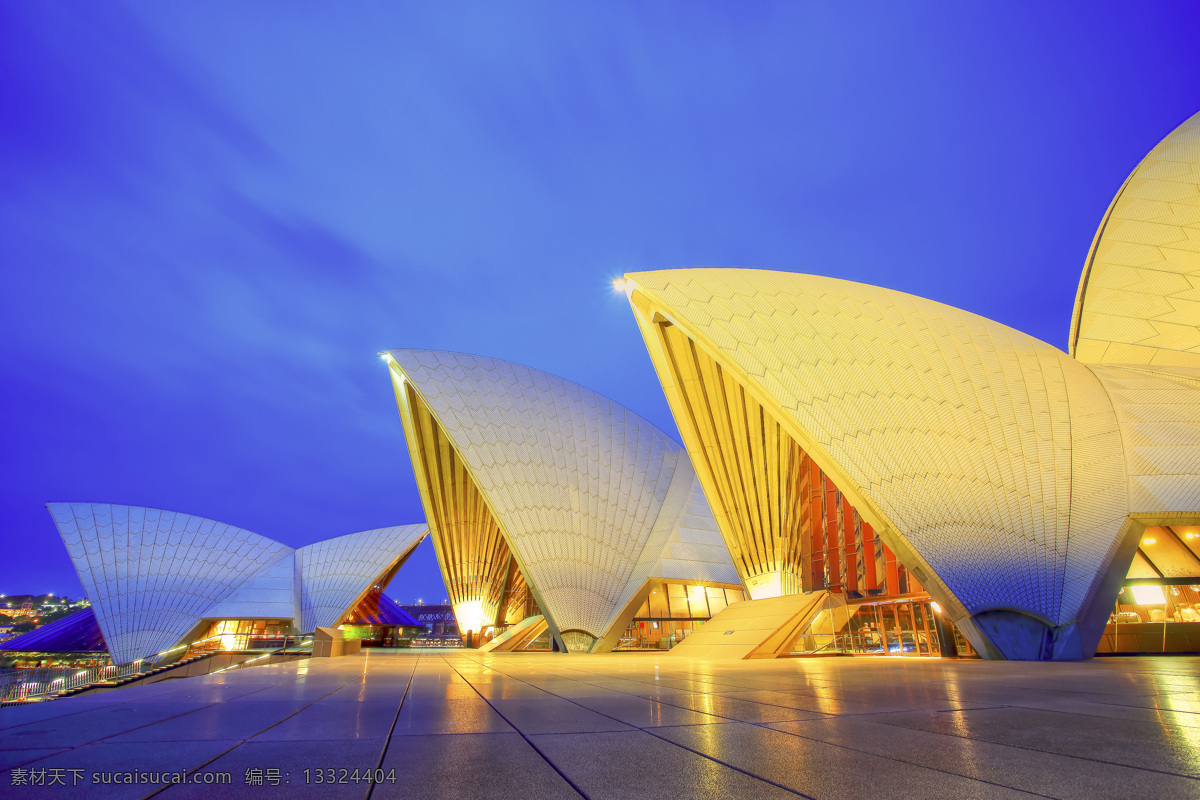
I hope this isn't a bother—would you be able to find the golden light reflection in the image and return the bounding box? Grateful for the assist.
[1147,665,1200,761]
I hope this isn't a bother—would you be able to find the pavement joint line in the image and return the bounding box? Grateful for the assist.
[0,701,120,730]
[510,669,864,721]
[365,652,421,800]
[933,701,1200,729]
[537,659,1175,722]
[533,665,890,706]
[617,697,1042,797]
[454,655,817,799]
[865,712,1200,782]
[461,653,1200,793]
[989,682,1172,699]
[762,713,1200,786]
[0,746,73,771]
[439,654,590,800]
[739,717,1059,799]
[138,659,380,799]
[0,696,224,753]
[13,652,1199,796]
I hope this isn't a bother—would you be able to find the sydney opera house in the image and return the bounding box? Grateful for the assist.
[10,110,1200,665]
[382,348,743,654]
[6,505,427,666]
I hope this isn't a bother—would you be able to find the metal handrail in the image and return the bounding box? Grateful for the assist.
[0,634,225,702]
[1,634,213,702]
[207,635,313,675]
[1,633,316,703]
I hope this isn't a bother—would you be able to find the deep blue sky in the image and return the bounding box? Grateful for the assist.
[2,3,1199,605]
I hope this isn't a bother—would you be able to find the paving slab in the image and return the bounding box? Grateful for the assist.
[867,705,1200,778]
[528,729,802,800]
[2,650,1198,799]
[389,696,515,736]
[107,699,314,743]
[376,732,581,800]
[652,721,1034,799]
[768,715,1200,799]
[12,738,239,800]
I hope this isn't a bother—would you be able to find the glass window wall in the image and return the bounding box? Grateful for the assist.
[614,583,745,651]
[789,595,975,657]
[1097,526,1200,654]
[1099,582,1200,653]
[196,619,293,651]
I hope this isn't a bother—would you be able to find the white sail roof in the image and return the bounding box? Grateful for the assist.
[47,504,426,663]
[48,503,290,665]
[623,268,1131,630]
[1070,110,1200,370]
[387,350,737,643]
[296,525,427,632]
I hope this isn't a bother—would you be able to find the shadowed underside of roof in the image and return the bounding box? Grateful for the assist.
[346,588,423,628]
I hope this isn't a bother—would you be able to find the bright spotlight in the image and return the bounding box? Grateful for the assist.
[454,600,487,633]
[378,352,391,362]
[612,278,626,292]
[930,601,942,614]
[1131,585,1166,605]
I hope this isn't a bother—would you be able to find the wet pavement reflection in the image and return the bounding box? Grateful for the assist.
[1,651,1198,798]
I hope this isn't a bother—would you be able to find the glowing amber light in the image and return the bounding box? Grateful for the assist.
[454,599,487,633]
[1131,585,1167,605]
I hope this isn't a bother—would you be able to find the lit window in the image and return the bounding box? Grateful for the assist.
[1131,585,1166,605]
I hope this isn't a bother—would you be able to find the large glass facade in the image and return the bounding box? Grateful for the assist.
[521,627,554,651]
[788,595,975,657]
[1097,526,1200,654]
[613,583,746,650]
[197,619,293,651]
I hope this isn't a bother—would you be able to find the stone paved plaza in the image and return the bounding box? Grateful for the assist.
[1,650,1199,799]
